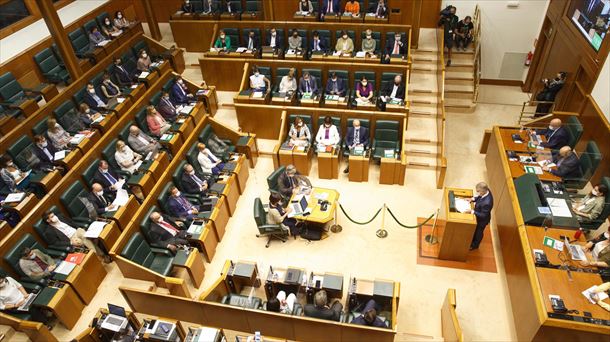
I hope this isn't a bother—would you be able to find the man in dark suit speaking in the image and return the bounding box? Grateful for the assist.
[465,182,494,251]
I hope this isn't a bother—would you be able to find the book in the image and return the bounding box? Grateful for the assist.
[161,133,174,141]
[4,192,26,203]
[65,253,86,265]
[53,150,66,161]
[69,134,85,145]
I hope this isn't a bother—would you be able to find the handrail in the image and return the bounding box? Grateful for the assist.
[436,28,447,189]
[472,4,482,103]
[517,100,557,124]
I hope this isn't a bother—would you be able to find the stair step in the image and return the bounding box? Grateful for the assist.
[406,149,439,156]
[405,138,438,145]
[409,88,437,94]
[446,64,474,72]
[411,66,437,73]
[409,110,436,117]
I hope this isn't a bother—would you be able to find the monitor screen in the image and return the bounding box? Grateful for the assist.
[299,196,308,210]
[108,303,127,317]
[569,0,610,51]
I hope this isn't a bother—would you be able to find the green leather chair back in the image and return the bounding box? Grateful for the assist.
[353,71,376,89]
[302,68,322,88]
[227,0,243,12]
[385,31,407,50]
[186,143,203,172]
[346,118,370,129]
[120,232,174,276]
[275,67,292,84]
[53,100,77,119]
[157,182,174,215]
[566,116,583,149]
[162,79,174,93]
[258,66,271,80]
[241,28,261,42]
[579,141,601,179]
[32,205,61,244]
[381,72,401,89]
[253,197,267,226]
[60,181,89,219]
[360,31,381,52]
[82,159,101,187]
[118,121,133,142]
[102,139,121,170]
[139,205,158,245]
[595,177,610,225]
[173,160,188,191]
[317,116,341,134]
[95,12,110,28]
[246,0,260,12]
[317,30,331,43]
[267,166,286,193]
[90,72,104,88]
[198,125,213,143]
[0,72,26,103]
[72,87,87,105]
[83,20,100,36]
[31,117,49,137]
[149,91,162,106]
[221,28,240,47]
[121,51,137,73]
[135,108,151,136]
[297,29,308,48]
[68,28,91,55]
[34,48,70,84]
[0,104,20,118]
[335,30,355,41]
[131,40,149,58]
[3,234,46,277]
[376,120,400,131]
[7,136,38,170]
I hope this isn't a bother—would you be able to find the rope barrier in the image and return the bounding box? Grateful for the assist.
[338,203,382,225]
[386,206,435,229]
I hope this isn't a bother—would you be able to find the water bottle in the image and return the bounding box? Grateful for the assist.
[254,331,262,342]
[574,228,583,240]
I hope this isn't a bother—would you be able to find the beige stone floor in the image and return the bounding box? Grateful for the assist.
[50,26,540,341]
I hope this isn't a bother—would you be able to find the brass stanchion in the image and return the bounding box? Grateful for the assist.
[376,204,388,238]
[330,202,342,233]
[424,208,440,244]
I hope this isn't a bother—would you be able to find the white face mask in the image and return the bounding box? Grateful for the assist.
[96,190,104,197]
[188,170,195,175]
[366,35,372,39]
[605,231,610,239]
[254,72,260,76]
[141,53,148,58]
[39,142,47,148]
[177,79,183,84]
[220,35,226,39]
[395,37,401,41]
[271,32,276,37]
[158,217,164,223]
[7,162,14,167]
[29,254,36,260]
[50,216,59,223]
[101,168,108,173]
[592,189,599,196]
[298,123,303,127]
[88,88,95,94]
[361,81,367,86]
[105,20,110,25]
[548,125,554,130]
[117,14,123,19]
[85,108,90,113]
[342,35,348,39]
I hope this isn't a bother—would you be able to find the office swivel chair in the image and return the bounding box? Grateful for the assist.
[253,197,288,248]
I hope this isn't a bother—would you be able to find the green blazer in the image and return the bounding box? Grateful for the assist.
[214,36,231,49]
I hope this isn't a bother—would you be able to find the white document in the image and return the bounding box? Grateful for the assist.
[252,91,263,98]
[54,261,77,275]
[54,150,66,161]
[15,170,32,185]
[112,189,129,207]
[314,192,329,201]
[97,40,110,47]
[92,115,104,123]
[134,160,143,170]
[130,84,138,89]
[70,134,85,145]
[114,178,125,190]
[139,71,150,78]
[180,105,194,114]
[582,285,609,304]
[455,198,472,213]
[4,192,26,203]
[235,47,247,53]
[85,221,107,238]
[355,51,366,58]
[332,51,342,56]
[116,97,126,104]
[547,198,573,218]
[111,31,122,37]
[145,152,153,160]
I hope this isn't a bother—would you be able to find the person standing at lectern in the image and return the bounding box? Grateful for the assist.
[465,182,493,251]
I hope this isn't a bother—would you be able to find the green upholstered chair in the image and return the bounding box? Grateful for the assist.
[149,91,162,107]
[3,234,67,282]
[81,158,130,189]
[7,136,41,171]
[220,28,240,51]
[566,116,583,149]
[32,206,74,253]
[90,72,105,89]
[54,100,83,134]
[134,107,153,136]
[59,181,95,223]
[120,232,174,276]
[139,205,167,249]
[198,125,235,159]
[241,28,260,45]
[254,197,287,248]
[186,143,206,177]
[68,28,94,59]
[352,71,377,102]
[381,72,401,90]
[580,177,610,231]
[121,51,138,75]
[33,48,70,84]
[266,166,285,194]
[1,103,22,118]
[95,12,110,28]
[0,266,41,294]
[564,141,602,190]
[161,79,174,93]
[0,72,42,104]
[301,68,322,89]
[272,67,294,95]
[334,30,355,42]
[325,69,349,97]
[83,20,101,38]
[245,0,261,15]
[221,293,263,308]
[31,117,49,137]
[371,120,400,160]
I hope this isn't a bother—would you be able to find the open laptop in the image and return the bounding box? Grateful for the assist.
[288,196,308,218]
[564,237,587,261]
[16,293,37,312]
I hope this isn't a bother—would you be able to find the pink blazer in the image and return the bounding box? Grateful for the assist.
[146,114,166,136]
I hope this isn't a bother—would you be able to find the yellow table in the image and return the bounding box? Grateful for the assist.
[290,187,339,225]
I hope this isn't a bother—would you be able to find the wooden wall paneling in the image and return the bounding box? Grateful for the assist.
[419,0,440,29]
[546,0,566,22]
[199,57,248,90]
[574,96,610,185]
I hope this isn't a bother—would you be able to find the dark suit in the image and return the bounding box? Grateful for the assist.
[243,35,260,50]
[277,171,311,199]
[385,39,406,55]
[42,214,79,247]
[350,299,386,327]
[537,126,569,150]
[170,83,191,105]
[32,143,57,171]
[222,1,239,13]
[92,168,121,193]
[369,3,388,17]
[156,97,179,120]
[265,33,283,50]
[167,195,200,221]
[149,215,189,247]
[87,190,116,215]
[112,64,134,87]
[381,82,405,100]
[322,0,341,14]
[299,76,319,95]
[309,38,328,53]
[181,171,210,196]
[304,302,343,321]
[202,0,218,13]
[84,90,108,111]
[325,78,346,96]
[471,192,494,249]
[346,126,369,148]
[551,152,581,178]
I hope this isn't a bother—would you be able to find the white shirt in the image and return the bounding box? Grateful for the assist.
[0,277,25,310]
[279,76,297,93]
[316,125,340,146]
[52,220,77,239]
[390,85,399,98]
[250,74,265,89]
[270,35,277,47]
[197,148,220,174]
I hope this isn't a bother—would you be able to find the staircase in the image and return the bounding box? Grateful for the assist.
[445,47,476,113]
[405,33,440,170]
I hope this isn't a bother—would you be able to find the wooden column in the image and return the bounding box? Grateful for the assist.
[142,0,162,41]
[35,0,82,80]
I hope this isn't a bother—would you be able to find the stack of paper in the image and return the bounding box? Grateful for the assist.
[252,91,263,98]
[85,221,107,238]
[4,192,25,203]
[355,51,366,58]
[54,150,66,161]
[332,51,341,56]
[70,134,85,145]
[455,198,471,213]
[139,71,150,78]
[112,189,129,207]
[179,105,194,114]
[54,261,77,275]
[235,47,247,53]
[582,285,609,304]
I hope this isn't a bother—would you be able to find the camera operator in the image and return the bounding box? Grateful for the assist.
[438,5,458,66]
[535,72,567,117]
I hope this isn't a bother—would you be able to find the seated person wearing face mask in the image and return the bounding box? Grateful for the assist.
[265,28,283,52]
[316,116,340,150]
[249,66,270,93]
[18,247,56,281]
[214,30,231,51]
[136,49,152,73]
[166,185,206,222]
[0,276,51,327]
[41,210,111,262]
[100,72,122,103]
[115,139,142,174]
[580,230,610,269]
[171,76,195,105]
[148,211,190,253]
[46,118,72,150]
[572,184,608,222]
[197,143,225,175]
[156,91,179,121]
[335,31,354,55]
[325,72,346,97]
[181,163,209,197]
[542,146,581,178]
[384,33,405,63]
[351,299,387,328]
[127,125,161,157]
[277,164,312,198]
[266,290,297,314]
[304,290,343,321]
[78,103,102,128]
[93,160,124,194]
[87,183,118,215]
[84,83,110,111]
[288,117,311,147]
[279,68,298,94]
[361,29,376,54]
[288,30,303,51]
[299,71,318,96]
[32,135,59,172]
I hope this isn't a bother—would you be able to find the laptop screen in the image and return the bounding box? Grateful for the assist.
[108,303,127,317]
[299,196,308,211]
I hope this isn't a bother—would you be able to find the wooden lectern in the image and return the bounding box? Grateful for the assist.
[438,187,477,262]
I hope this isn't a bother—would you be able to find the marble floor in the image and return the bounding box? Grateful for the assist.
[50,25,546,341]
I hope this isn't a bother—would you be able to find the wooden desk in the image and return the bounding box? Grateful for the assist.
[36,284,84,329]
[379,157,402,185]
[3,193,36,219]
[318,148,340,179]
[227,154,249,194]
[188,222,218,263]
[228,261,261,293]
[271,93,296,106]
[277,145,313,176]
[173,248,206,288]
[499,128,547,152]
[33,83,59,102]
[364,15,389,23]
[290,187,339,225]
[525,226,595,270]
[102,195,139,230]
[198,87,219,116]
[236,135,259,168]
[159,132,182,156]
[307,272,344,302]
[98,220,122,252]
[52,251,107,304]
[32,170,61,193]
[508,159,561,182]
[293,13,317,21]
[485,126,610,340]
[127,171,156,197]
[348,153,369,182]
[11,98,38,117]
[214,174,239,216]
